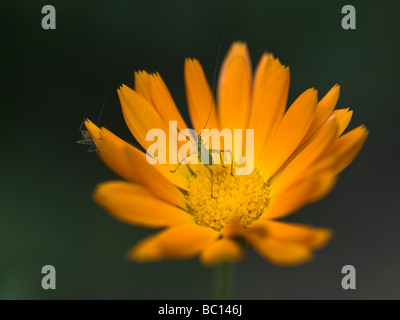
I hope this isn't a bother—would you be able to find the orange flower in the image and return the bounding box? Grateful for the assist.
[85,42,368,266]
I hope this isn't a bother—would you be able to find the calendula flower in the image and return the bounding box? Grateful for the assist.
[85,42,368,266]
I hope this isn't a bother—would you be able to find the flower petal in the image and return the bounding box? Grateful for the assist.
[248,54,289,166]
[149,72,189,132]
[218,42,251,102]
[244,220,332,265]
[118,84,168,151]
[330,108,353,137]
[85,120,141,183]
[270,117,338,195]
[94,181,194,228]
[120,135,189,204]
[245,235,312,266]
[128,224,220,261]
[134,71,152,103]
[126,232,163,262]
[84,118,101,140]
[86,121,189,193]
[307,170,337,202]
[220,219,242,237]
[123,139,190,193]
[263,170,334,220]
[184,58,220,133]
[301,84,340,142]
[117,84,192,177]
[259,88,318,180]
[320,125,369,174]
[248,220,332,249]
[200,238,243,266]
[218,49,251,135]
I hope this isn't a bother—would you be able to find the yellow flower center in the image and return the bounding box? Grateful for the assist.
[186,165,270,231]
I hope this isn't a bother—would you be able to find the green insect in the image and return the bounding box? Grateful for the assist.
[170,114,235,198]
[170,42,235,198]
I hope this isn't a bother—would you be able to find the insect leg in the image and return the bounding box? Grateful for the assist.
[76,138,101,146]
[209,149,235,178]
[205,164,216,199]
[176,127,198,147]
[88,144,98,152]
[170,150,197,173]
[219,152,227,168]
[221,149,235,178]
[79,121,85,132]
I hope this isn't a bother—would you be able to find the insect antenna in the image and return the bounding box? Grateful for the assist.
[198,36,225,138]
[95,98,107,127]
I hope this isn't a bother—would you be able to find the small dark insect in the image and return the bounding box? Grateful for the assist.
[76,121,98,152]
[76,98,107,152]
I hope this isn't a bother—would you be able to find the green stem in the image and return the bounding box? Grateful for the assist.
[214,262,233,300]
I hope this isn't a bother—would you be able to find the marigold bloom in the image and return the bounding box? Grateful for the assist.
[85,42,368,266]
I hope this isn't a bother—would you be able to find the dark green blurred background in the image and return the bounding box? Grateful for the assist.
[1,0,399,299]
